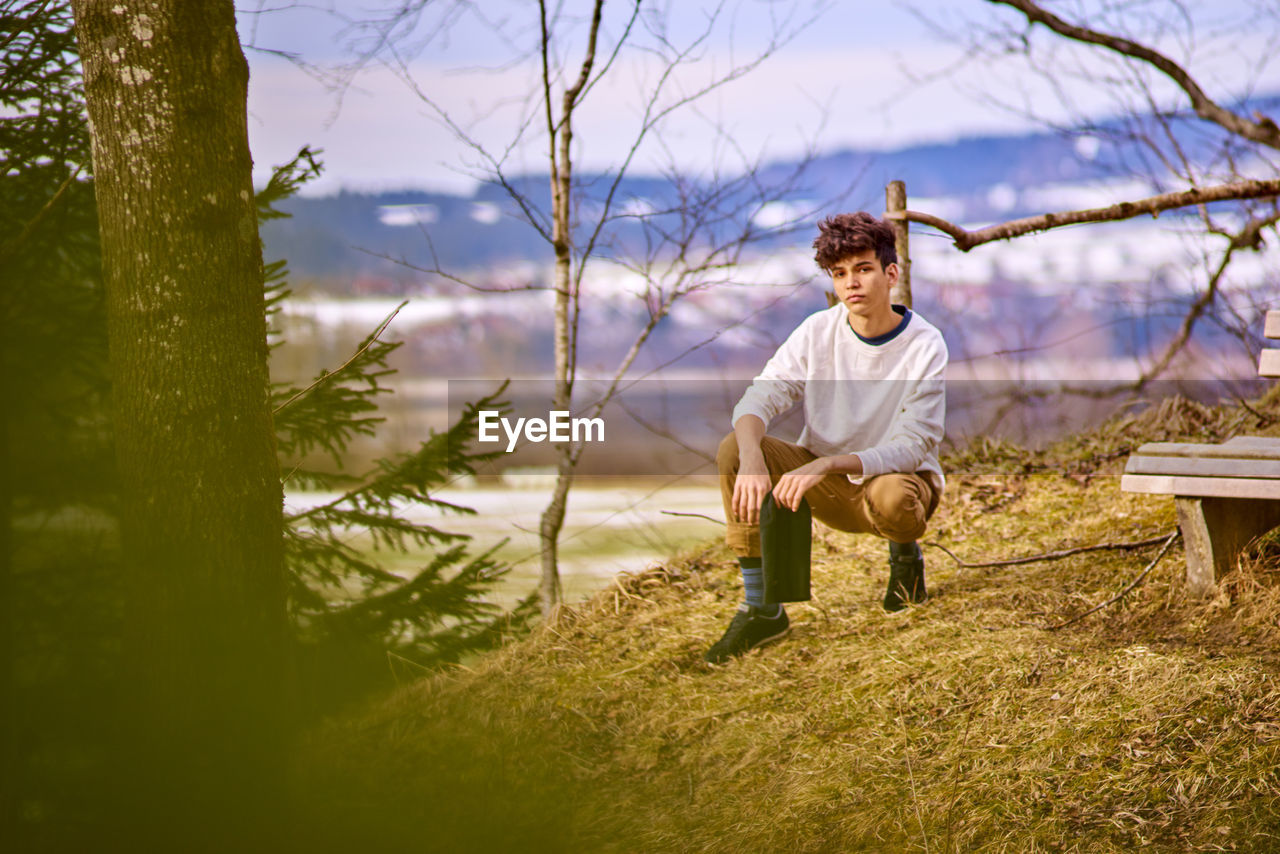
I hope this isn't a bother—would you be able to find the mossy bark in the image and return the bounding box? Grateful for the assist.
[0,347,11,841]
[70,0,288,843]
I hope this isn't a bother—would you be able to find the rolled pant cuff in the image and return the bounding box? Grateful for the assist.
[726,521,760,558]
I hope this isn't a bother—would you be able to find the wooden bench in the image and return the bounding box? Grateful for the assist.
[1121,310,1280,596]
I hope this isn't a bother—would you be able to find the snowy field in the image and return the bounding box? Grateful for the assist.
[285,480,727,605]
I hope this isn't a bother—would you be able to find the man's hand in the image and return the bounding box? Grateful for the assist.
[772,457,832,512]
[731,455,773,525]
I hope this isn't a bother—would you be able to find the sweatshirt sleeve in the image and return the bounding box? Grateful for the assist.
[855,333,948,478]
[730,319,811,428]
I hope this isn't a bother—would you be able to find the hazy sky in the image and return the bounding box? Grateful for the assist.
[233,0,1280,195]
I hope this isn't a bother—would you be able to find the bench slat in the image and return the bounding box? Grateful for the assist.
[1124,454,1280,479]
[1223,436,1280,448]
[1261,349,1280,377]
[1133,437,1280,460]
[1121,473,1280,499]
[1266,310,1280,339]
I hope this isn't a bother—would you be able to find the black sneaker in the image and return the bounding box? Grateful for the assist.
[704,604,790,663]
[884,540,927,612]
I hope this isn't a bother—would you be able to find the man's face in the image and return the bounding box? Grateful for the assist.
[829,249,897,324]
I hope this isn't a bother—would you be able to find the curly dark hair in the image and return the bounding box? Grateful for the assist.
[812,212,897,272]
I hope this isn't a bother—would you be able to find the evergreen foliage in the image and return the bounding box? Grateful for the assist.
[1,1,115,844]
[2,3,532,837]
[1,0,108,511]
[259,149,536,699]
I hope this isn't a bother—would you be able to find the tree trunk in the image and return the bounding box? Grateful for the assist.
[539,240,572,615]
[538,60,579,615]
[0,363,12,843]
[70,0,288,842]
[538,459,570,615]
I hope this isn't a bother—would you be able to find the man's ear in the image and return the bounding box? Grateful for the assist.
[885,261,900,286]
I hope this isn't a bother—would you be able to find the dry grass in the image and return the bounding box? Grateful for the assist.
[292,396,1280,853]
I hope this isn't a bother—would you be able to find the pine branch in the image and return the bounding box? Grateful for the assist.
[255,149,530,682]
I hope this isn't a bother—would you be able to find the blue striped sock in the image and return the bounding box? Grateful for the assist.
[739,557,764,608]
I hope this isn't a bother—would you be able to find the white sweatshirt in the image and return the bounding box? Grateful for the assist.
[731,304,947,487]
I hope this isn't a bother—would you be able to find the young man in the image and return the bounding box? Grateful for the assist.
[706,211,947,663]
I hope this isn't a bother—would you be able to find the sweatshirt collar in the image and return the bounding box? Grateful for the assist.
[849,305,911,346]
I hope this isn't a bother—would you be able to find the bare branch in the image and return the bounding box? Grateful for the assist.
[273,300,406,415]
[948,207,1280,406]
[1138,209,1280,385]
[350,246,545,293]
[569,1,820,297]
[987,0,1280,151]
[335,0,832,613]
[576,1,643,106]
[537,0,559,186]
[376,46,555,240]
[892,178,1280,251]
[561,0,605,108]
[612,399,716,464]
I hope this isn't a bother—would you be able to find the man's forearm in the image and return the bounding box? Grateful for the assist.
[733,414,767,464]
[734,414,865,476]
[810,452,865,477]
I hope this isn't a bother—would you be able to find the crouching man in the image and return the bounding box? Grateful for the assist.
[706,211,947,664]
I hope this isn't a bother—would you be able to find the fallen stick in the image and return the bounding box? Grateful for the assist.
[926,531,1175,569]
[660,509,725,525]
[1043,531,1181,631]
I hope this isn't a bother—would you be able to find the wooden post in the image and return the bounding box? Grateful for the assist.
[886,180,912,309]
[1175,496,1280,596]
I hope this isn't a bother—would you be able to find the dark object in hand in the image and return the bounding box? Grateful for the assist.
[760,493,811,602]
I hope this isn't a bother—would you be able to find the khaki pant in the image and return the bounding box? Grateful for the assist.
[717,432,941,558]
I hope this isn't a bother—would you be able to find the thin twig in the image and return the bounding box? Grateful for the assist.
[659,510,725,525]
[0,165,82,267]
[1043,531,1181,631]
[1132,211,1280,393]
[942,705,975,854]
[1235,394,1277,428]
[612,575,644,602]
[0,0,53,57]
[898,703,930,853]
[678,705,753,724]
[272,300,406,414]
[385,650,431,684]
[606,660,649,679]
[612,397,716,463]
[926,531,1175,569]
[987,0,1280,151]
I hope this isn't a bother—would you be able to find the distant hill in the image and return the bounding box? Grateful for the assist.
[262,93,1280,286]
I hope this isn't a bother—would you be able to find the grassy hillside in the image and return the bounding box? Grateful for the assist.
[291,396,1280,853]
